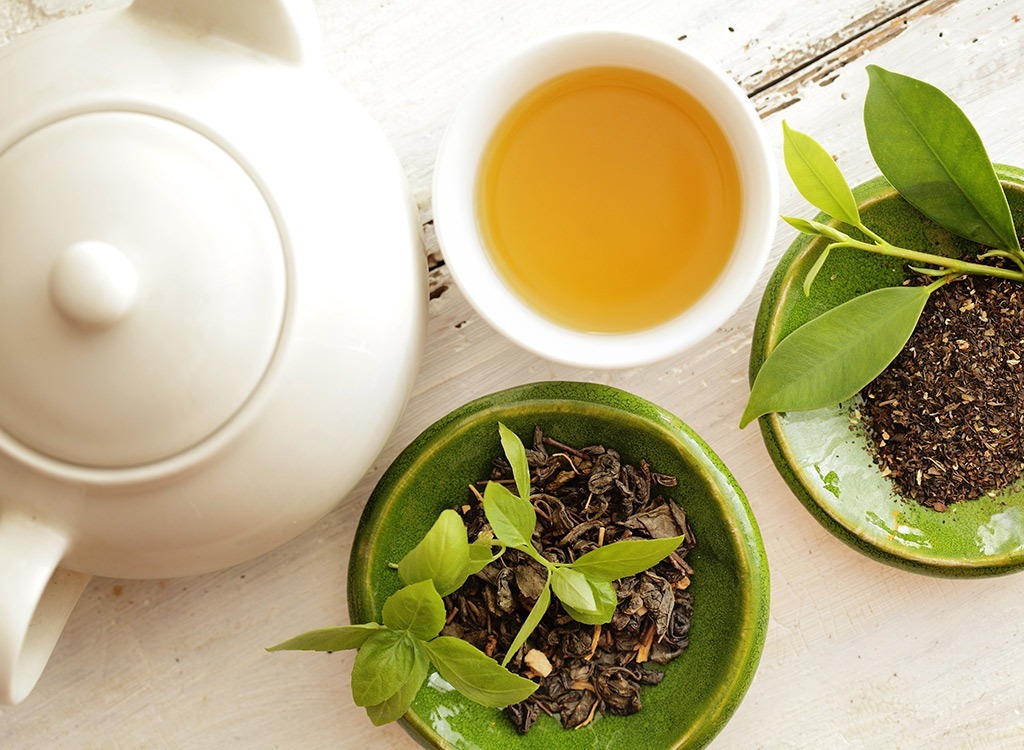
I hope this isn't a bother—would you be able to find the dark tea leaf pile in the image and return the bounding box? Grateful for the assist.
[861,275,1024,509]
[442,428,695,733]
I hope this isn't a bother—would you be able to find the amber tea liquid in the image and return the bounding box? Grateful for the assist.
[477,66,742,334]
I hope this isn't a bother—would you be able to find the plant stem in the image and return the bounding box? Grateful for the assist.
[857,223,888,246]
[842,234,1024,282]
[521,542,554,570]
[980,249,1024,274]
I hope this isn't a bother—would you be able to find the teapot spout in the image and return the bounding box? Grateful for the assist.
[0,513,90,704]
[129,0,322,66]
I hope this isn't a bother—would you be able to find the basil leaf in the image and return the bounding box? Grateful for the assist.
[741,284,933,427]
[550,567,597,613]
[381,580,446,640]
[364,641,429,726]
[865,65,1020,252]
[424,636,538,707]
[783,121,860,226]
[498,423,532,502]
[501,579,551,667]
[483,480,536,549]
[266,622,383,652]
[560,579,617,625]
[569,536,684,582]
[397,509,471,597]
[464,538,503,577]
[350,630,417,707]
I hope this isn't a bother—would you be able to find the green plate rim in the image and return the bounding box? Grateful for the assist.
[348,380,770,749]
[750,165,1024,578]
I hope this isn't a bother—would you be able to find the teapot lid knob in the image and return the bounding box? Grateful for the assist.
[50,241,138,329]
[0,112,286,469]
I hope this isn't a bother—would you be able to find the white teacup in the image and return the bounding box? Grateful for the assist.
[433,28,777,369]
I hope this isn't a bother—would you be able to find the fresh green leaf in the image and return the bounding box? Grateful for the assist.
[502,579,551,667]
[782,215,849,243]
[364,641,429,726]
[464,538,503,577]
[803,244,833,296]
[741,284,934,427]
[560,579,617,625]
[350,630,417,707]
[381,580,446,640]
[423,636,538,707]
[783,121,860,226]
[498,423,532,503]
[550,567,597,614]
[266,622,383,652]
[569,536,684,582]
[397,509,471,597]
[864,65,1020,252]
[483,480,536,549]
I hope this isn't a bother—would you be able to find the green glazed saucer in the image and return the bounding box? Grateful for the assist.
[752,166,1024,577]
[349,381,769,749]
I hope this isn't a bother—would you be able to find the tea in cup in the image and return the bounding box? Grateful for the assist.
[433,28,777,368]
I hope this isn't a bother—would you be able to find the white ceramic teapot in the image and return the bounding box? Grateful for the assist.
[0,0,425,704]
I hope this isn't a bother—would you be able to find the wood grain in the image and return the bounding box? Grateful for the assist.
[2,0,1024,748]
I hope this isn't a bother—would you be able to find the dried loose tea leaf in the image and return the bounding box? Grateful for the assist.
[444,428,696,733]
[862,275,1024,508]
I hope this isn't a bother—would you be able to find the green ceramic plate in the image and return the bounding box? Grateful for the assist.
[349,381,769,749]
[752,166,1024,577]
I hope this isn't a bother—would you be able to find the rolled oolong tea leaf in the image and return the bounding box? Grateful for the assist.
[266,622,383,652]
[864,65,1020,252]
[570,536,685,582]
[365,641,430,726]
[741,283,936,427]
[783,121,860,227]
[350,629,420,707]
[483,480,537,550]
[424,636,538,708]
[381,580,447,640]
[397,509,472,596]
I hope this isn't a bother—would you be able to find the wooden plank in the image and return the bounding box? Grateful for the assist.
[4,0,1024,749]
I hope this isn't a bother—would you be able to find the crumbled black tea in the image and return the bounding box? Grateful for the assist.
[861,275,1024,510]
[443,428,695,732]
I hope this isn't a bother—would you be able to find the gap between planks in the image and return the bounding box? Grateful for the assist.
[754,0,962,116]
[421,0,962,287]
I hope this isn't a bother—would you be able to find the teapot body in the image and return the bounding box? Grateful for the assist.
[0,4,426,579]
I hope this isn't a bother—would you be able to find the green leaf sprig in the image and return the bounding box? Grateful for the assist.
[269,423,684,726]
[268,577,536,726]
[741,66,1023,428]
[478,424,684,666]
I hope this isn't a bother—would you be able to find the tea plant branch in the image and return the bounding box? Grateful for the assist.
[743,68,1022,428]
[979,249,1024,274]
[787,218,1024,286]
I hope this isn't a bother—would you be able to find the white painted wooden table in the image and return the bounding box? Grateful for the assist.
[2,0,1024,747]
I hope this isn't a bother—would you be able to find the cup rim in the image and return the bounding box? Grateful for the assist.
[433,26,778,369]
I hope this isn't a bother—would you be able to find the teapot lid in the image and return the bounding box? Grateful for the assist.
[0,111,285,469]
